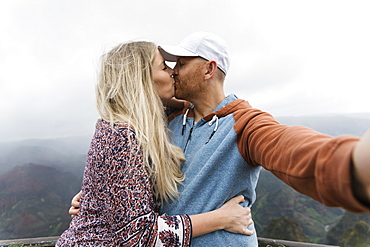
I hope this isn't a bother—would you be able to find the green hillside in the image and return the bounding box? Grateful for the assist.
[254,169,344,243]
[0,164,81,240]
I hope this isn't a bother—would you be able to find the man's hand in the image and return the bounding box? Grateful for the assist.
[352,129,370,206]
[69,191,82,218]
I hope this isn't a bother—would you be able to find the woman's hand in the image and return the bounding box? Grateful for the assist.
[217,195,254,235]
[69,190,82,218]
[189,195,254,237]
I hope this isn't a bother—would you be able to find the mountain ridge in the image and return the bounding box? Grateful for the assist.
[0,113,369,243]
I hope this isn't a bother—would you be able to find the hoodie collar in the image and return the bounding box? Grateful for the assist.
[180,94,248,144]
[180,94,247,122]
[203,94,245,121]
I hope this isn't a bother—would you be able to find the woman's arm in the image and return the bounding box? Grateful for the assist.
[69,192,253,236]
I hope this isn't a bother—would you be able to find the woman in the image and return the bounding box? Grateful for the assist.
[57,41,253,246]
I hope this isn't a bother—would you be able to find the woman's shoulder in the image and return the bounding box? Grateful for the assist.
[93,118,137,142]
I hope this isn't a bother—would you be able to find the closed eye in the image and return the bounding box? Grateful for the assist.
[162,62,169,70]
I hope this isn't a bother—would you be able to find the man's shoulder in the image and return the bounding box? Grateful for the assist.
[212,98,253,118]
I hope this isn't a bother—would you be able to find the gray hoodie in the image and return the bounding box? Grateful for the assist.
[162,94,260,246]
[161,93,365,246]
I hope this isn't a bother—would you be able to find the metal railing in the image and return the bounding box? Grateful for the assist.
[258,238,339,247]
[0,236,57,246]
[0,237,339,247]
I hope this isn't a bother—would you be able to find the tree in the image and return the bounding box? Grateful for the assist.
[264,216,307,242]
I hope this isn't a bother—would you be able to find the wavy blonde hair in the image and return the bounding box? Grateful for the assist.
[96,41,185,203]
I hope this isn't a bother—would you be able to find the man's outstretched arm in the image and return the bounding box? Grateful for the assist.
[234,104,370,212]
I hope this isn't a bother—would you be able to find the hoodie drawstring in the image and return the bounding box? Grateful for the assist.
[205,115,219,144]
[182,108,190,135]
[182,111,219,145]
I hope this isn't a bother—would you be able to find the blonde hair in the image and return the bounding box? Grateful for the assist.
[96,41,185,203]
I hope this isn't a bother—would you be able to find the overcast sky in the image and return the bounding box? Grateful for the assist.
[1,0,370,142]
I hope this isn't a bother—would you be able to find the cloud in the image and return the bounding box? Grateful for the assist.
[1,0,370,142]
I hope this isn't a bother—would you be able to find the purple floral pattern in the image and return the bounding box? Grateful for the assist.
[56,119,191,246]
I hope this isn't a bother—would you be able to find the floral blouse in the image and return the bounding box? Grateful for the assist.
[57,119,192,246]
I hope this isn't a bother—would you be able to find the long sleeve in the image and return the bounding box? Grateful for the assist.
[57,119,192,246]
[233,101,369,213]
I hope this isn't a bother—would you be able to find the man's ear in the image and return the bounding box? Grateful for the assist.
[204,60,218,80]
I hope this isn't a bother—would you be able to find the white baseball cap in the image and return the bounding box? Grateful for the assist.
[158,31,230,74]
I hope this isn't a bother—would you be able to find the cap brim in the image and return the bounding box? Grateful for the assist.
[158,45,198,62]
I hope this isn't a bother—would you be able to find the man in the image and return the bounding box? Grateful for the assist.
[157,31,370,246]
[71,32,370,246]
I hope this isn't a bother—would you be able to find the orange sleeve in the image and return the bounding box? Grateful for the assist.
[233,102,369,213]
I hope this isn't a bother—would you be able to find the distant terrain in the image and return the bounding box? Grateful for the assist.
[0,163,81,239]
[0,136,89,240]
[0,113,369,244]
